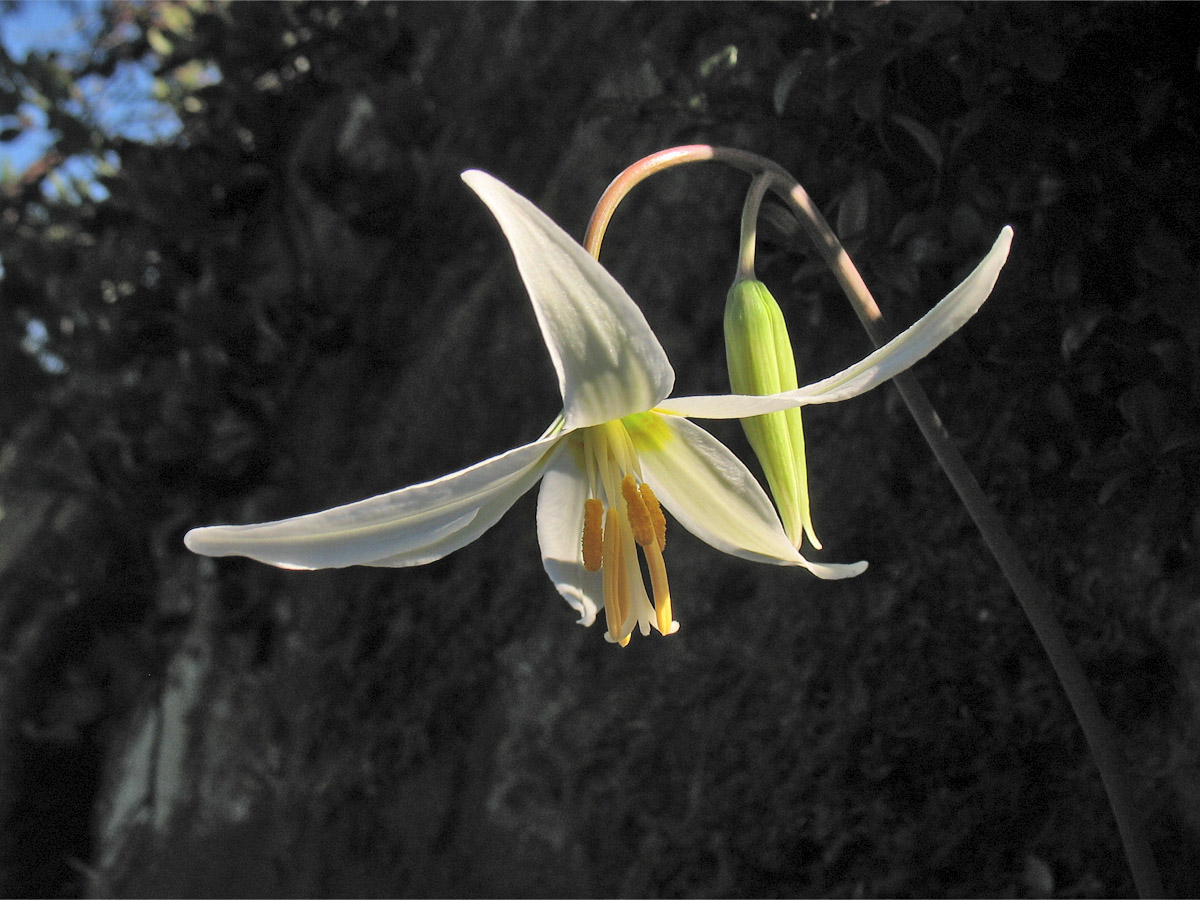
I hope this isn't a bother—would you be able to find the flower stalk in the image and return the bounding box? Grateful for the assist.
[585,146,1163,898]
[736,173,769,281]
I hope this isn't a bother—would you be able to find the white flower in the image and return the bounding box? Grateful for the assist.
[185,171,1012,645]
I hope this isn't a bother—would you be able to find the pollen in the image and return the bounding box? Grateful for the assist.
[639,483,667,551]
[582,498,604,571]
[621,474,656,548]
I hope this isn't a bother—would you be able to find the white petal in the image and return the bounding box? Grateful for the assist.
[184,433,564,570]
[797,558,868,580]
[656,392,800,419]
[535,446,601,626]
[662,226,1013,419]
[624,412,867,578]
[462,170,675,429]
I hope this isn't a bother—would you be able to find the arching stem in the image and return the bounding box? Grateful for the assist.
[736,174,770,282]
[584,145,715,258]
[585,146,1165,899]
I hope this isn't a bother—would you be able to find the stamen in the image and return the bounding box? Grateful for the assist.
[620,475,674,636]
[585,424,676,646]
[582,498,604,572]
[602,507,628,644]
[621,474,656,547]
[642,539,674,635]
[612,510,632,645]
[639,483,667,551]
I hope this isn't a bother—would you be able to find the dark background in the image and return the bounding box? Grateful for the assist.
[2,2,1199,897]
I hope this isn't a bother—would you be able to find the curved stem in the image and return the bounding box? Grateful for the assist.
[736,174,770,282]
[584,145,714,258]
[586,147,1164,898]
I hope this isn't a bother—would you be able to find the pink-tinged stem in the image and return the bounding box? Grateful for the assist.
[586,146,1164,899]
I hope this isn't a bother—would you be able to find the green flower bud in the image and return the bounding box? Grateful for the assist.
[724,278,820,550]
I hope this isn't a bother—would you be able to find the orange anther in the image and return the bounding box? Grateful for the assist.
[582,498,604,572]
[621,474,656,548]
[639,482,666,551]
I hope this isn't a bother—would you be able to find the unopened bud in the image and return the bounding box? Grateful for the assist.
[724,278,821,550]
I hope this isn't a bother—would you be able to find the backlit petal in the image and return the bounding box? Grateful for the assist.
[661,226,1013,419]
[462,170,675,429]
[624,412,867,578]
[184,432,564,570]
[535,446,601,626]
[655,392,800,419]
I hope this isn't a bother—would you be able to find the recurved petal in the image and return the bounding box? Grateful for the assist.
[462,170,675,429]
[654,392,806,419]
[184,433,564,570]
[796,557,868,580]
[660,226,1013,420]
[624,412,865,578]
[535,446,601,626]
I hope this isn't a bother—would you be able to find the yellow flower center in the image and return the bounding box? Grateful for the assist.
[576,420,676,645]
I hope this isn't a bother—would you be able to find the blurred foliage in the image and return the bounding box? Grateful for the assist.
[1,1,1199,898]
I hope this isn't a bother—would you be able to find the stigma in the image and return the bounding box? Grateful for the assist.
[577,421,678,645]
